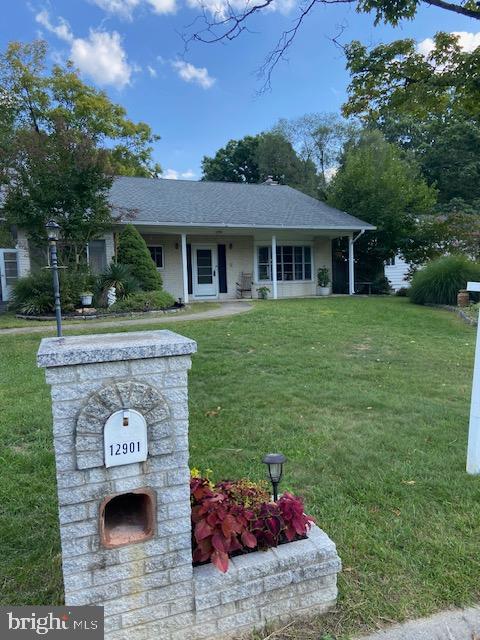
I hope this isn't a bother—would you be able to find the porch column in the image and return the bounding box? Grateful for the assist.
[348,234,355,295]
[271,235,278,300]
[181,233,189,304]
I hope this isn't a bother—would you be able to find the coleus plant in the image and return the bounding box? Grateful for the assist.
[190,473,314,573]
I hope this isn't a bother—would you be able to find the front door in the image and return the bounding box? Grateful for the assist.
[0,249,18,303]
[192,246,217,298]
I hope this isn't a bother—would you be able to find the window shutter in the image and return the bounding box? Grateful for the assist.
[218,244,227,293]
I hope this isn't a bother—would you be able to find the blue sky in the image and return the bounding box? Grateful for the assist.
[1,0,478,179]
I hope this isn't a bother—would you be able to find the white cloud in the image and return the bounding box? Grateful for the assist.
[417,31,480,57]
[164,169,196,179]
[147,65,157,77]
[36,9,74,42]
[171,60,215,89]
[147,0,177,13]
[185,0,293,19]
[90,0,176,19]
[36,10,134,89]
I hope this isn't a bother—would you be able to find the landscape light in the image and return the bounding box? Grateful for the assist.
[262,452,286,501]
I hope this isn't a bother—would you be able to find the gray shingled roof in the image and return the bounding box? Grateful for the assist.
[109,177,374,230]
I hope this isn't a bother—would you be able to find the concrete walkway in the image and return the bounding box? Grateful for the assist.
[356,606,480,640]
[0,301,253,336]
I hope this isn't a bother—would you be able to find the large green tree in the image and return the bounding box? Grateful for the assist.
[273,113,356,186]
[343,33,480,208]
[343,33,480,124]
[328,130,437,277]
[0,41,161,266]
[202,132,321,197]
[201,136,261,183]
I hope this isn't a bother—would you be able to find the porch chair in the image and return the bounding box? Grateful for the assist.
[236,272,253,298]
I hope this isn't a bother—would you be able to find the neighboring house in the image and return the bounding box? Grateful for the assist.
[0,177,375,304]
[384,255,411,292]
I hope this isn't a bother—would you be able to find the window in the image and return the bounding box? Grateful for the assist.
[88,240,107,275]
[148,246,164,269]
[385,257,396,266]
[257,245,312,281]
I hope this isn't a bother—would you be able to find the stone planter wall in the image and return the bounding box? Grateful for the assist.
[38,329,341,640]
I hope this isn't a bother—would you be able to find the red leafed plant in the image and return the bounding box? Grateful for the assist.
[190,474,314,573]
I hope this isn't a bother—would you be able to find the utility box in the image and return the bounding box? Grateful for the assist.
[37,330,197,639]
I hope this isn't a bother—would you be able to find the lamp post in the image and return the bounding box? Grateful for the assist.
[45,219,62,337]
[262,453,286,501]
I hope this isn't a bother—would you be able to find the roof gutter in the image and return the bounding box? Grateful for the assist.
[112,220,376,232]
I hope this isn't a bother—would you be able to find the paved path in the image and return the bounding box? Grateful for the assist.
[355,606,480,640]
[0,301,253,336]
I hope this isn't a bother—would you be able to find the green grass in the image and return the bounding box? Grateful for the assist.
[0,301,221,330]
[1,297,479,638]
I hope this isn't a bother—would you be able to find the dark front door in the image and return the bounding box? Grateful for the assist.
[331,237,349,294]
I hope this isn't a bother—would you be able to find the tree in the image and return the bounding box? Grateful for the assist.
[273,113,356,185]
[0,40,162,266]
[3,123,113,267]
[183,2,480,89]
[343,33,480,124]
[328,130,437,277]
[201,136,261,183]
[0,41,161,178]
[202,132,322,197]
[342,34,480,206]
[117,224,163,291]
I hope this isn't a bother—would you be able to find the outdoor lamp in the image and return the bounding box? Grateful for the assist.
[46,219,61,242]
[262,453,286,501]
[45,219,62,338]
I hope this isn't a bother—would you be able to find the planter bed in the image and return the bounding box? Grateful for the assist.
[188,524,341,639]
[15,304,187,322]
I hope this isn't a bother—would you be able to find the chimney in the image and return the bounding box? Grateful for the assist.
[263,176,278,185]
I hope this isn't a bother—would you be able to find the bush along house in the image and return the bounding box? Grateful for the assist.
[0,177,374,306]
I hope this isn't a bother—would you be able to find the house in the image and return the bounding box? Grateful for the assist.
[0,177,375,305]
[384,255,411,292]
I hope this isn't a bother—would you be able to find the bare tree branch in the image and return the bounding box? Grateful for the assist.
[181,0,480,89]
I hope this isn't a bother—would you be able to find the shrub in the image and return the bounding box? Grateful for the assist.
[108,290,175,313]
[10,269,91,315]
[117,225,162,291]
[409,255,480,306]
[191,474,314,573]
[396,287,409,297]
[96,262,140,304]
[371,275,392,295]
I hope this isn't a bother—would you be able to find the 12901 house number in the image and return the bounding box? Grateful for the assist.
[109,441,142,456]
[104,409,148,468]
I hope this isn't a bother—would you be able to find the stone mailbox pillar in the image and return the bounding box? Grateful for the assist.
[37,330,197,640]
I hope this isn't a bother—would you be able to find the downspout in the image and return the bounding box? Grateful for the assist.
[348,230,366,295]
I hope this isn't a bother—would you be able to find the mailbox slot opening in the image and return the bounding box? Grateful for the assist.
[100,488,155,548]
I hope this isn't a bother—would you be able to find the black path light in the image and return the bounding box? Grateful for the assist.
[45,219,63,338]
[262,453,286,501]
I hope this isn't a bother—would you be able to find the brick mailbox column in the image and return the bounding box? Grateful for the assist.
[37,330,197,640]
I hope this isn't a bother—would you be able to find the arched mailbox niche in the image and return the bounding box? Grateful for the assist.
[104,409,148,468]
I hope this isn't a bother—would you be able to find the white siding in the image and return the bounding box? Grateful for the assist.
[141,234,254,301]
[385,255,410,291]
[16,228,31,277]
[104,231,115,265]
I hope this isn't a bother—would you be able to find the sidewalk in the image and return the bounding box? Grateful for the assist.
[0,301,253,336]
[355,606,480,640]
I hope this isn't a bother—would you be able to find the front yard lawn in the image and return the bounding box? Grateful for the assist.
[1,297,479,638]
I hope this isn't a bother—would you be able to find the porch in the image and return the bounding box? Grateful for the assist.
[108,226,362,303]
